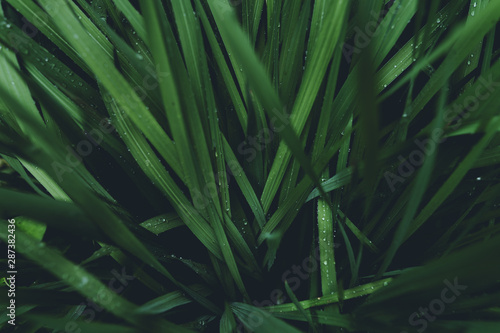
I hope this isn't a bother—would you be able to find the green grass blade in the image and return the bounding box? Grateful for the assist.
[231,302,304,333]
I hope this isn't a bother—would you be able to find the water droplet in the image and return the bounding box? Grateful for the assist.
[436,18,441,23]
[78,276,89,287]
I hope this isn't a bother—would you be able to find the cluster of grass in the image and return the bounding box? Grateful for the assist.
[0,0,499,332]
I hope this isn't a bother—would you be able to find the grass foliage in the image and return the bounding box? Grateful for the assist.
[0,0,500,332]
